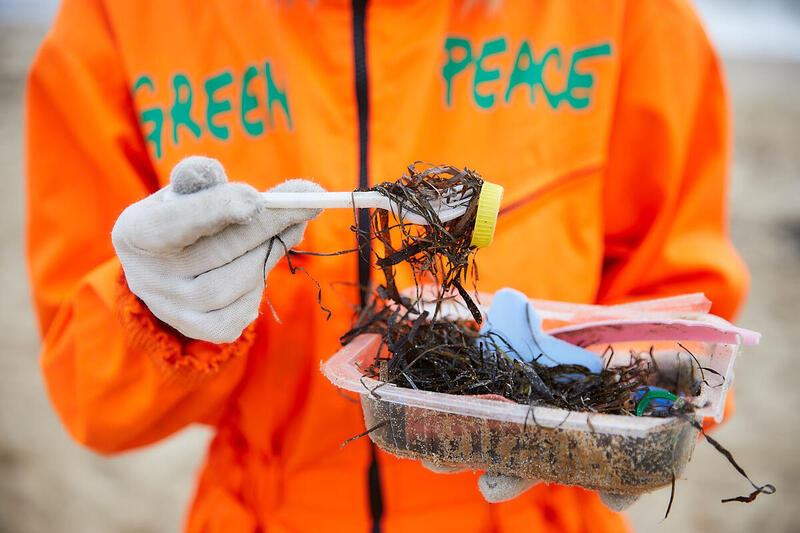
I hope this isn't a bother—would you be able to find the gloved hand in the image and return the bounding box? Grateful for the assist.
[112,156,323,343]
[421,462,539,503]
[421,462,640,511]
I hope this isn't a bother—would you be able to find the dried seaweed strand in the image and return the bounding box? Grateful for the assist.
[274,235,332,320]
[674,412,776,504]
[664,472,676,519]
[340,421,388,448]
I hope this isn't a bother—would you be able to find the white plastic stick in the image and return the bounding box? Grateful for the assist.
[260,191,391,210]
[259,191,469,224]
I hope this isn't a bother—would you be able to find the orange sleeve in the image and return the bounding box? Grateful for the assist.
[598,1,746,430]
[26,0,252,454]
[597,0,748,322]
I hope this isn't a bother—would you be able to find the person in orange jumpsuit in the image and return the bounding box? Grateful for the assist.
[25,0,747,531]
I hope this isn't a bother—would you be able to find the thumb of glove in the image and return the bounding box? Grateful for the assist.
[170,155,228,194]
[598,492,640,512]
[477,473,539,503]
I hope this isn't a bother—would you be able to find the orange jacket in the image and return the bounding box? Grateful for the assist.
[26,0,746,531]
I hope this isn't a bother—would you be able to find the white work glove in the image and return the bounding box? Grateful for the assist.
[112,156,323,343]
[421,462,639,511]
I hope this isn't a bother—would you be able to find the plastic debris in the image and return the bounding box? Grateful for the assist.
[480,288,603,373]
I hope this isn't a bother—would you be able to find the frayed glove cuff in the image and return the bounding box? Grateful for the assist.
[115,268,257,379]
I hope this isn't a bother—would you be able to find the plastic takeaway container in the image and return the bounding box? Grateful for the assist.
[322,291,760,495]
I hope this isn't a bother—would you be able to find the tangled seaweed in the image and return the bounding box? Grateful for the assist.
[344,302,698,415]
[340,162,695,415]
[331,162,774,507]
[357,163,483,321]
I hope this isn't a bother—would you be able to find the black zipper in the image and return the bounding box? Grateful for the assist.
[352,1,384,532]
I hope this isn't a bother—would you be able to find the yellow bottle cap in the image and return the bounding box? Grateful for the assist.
[469,181,503,248]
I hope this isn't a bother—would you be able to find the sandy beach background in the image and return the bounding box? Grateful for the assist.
[1,1,798,531]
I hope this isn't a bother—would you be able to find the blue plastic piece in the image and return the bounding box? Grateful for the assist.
[479,288,603,373]
[632,386,677,415]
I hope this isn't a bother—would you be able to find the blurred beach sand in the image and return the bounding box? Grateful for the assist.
[1,7,799,533]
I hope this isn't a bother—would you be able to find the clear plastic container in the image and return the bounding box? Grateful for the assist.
[322,293,759,495]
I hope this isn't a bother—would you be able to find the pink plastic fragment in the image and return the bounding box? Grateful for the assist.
[550,318,760,346]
